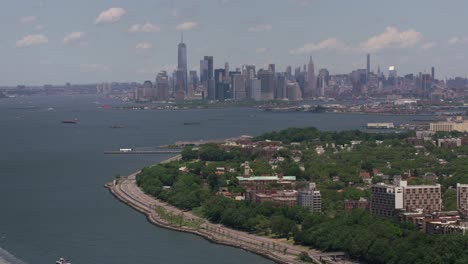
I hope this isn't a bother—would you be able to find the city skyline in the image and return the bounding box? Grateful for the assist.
[2,0,468,85]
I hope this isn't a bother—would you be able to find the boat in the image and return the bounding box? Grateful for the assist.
[119,148,133,152]
[183,122,200,125]
[109,124,126,128]
[56,257,71,264]
[62,119,79,124]
[308,105,327,113]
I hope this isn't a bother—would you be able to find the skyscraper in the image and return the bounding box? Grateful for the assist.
[366,54,370,83]
[258,69,274,100]
[224,62,230,80]
[189,70,198,88]
[286,66,292,80]
[276,73,287,99]
[204,56,214,80]
[174,69,185,100]
[200,59,208,84]
[250,79,261,101]
[155,71,169,101]
[233,73,247,100]
[305,56,316,98]
[286,81,302,101]
[177,33,188,92]
[214,68,225,100]
[242,65,256,80]
[318,68,329,97]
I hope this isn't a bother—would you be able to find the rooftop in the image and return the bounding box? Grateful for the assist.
[237,175,296,181]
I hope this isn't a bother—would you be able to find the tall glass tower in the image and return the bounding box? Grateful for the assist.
[177,33,188,92]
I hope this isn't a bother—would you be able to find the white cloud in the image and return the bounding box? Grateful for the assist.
[175,22,198,31]
[136,42,152,50]
[255,47,267,54]
[248,24,272,33]
[128,23,161,33]
[290,38,347,54]
[21,16,37,23]
[420,42,437,51]
[358,26,422,53]
[95,7,126,24]
[80,64,110,72]
[63,32,85,45]
[449,37,468,45]
[16,34,48,48]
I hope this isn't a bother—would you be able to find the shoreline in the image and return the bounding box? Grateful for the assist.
[105,155,324,264]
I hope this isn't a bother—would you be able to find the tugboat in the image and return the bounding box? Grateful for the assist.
[56,257,72,264]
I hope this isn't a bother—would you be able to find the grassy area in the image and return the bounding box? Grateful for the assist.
[191,206,205,218]
[155,206,204,229]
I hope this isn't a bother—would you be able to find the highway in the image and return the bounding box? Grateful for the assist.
[110,171,354,264]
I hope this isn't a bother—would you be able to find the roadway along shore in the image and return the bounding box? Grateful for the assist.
[105,155,347,264]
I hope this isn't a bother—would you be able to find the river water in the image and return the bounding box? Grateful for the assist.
[0,95,422,264]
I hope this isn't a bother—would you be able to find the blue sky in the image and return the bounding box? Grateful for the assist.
[1,0,468,85]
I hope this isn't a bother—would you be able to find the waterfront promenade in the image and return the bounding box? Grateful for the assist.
[106,156,351,264]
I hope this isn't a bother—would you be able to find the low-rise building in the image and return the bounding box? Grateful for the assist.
[437,138,462,148]
[430,117,468,132]
[272,190,298,208]
[360,171,372,184]
[458,183,468,213]
[237,175,296,192]
[400,210,464,234]
[371,183,404,217]
[253,190,298,208]
[298,183,321,213]
[344,197,370,211]
[401,181,442,213]
[371,181,442,217]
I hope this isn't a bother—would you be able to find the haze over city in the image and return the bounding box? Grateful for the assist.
[2,0,468,85]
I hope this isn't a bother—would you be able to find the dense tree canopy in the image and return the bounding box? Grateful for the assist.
[137,127,468,263]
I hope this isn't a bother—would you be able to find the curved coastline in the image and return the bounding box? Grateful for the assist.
[105,155,323,264]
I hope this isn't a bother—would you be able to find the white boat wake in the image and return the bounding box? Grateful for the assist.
[0,248,27,264]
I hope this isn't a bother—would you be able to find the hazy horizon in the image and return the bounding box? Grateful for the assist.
[2,0,468,86]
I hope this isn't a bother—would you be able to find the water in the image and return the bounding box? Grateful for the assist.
[0,95,422,264]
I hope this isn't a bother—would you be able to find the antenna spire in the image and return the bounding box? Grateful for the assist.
[181,31,184,43]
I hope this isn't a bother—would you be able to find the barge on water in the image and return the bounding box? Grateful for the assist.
[61,119,79,124]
